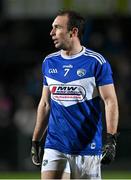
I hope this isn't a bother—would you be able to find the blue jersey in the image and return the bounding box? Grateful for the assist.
[42,47,113,155]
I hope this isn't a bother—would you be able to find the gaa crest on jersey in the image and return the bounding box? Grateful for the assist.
[50,84,86,101]
[77,69,86,77]
[48,68,58,73]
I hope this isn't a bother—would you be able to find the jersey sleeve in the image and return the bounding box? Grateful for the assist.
[42,58,48,86]
[95,60,114,86]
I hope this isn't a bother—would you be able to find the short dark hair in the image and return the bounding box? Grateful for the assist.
[57,10,85,41]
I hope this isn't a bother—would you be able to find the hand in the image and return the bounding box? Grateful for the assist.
[101,133,119,165]
[31,141,44,166]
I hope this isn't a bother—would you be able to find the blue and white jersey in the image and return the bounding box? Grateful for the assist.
[42,46,113,155]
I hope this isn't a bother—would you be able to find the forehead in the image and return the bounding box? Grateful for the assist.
[52,15,69,27]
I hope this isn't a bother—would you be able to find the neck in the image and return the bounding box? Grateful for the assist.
[62,45,83,56]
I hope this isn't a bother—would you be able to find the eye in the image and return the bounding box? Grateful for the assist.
[54,25,62,29]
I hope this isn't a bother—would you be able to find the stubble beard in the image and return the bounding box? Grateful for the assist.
[57,41,71,51]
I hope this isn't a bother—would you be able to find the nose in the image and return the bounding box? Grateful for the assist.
[50,28,55,36]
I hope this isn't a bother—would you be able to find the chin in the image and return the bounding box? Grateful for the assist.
[55,45,63,50]
[55,43,60,49]
[55,43,66,50]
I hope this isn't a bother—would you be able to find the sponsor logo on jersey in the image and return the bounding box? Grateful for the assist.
[63,64,73,68]
[50,84,86,101]
[48,68,58,73]
[77,69,86,77]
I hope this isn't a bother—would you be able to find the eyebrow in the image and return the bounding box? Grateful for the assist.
[52,24,63,28]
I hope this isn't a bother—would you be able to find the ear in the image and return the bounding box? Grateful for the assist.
[72,27,79,37]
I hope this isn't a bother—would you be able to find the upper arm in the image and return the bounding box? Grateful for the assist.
[98,84,118,104]
[39,85,51,107]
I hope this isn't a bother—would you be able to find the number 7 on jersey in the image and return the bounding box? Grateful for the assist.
[64,68,70,76]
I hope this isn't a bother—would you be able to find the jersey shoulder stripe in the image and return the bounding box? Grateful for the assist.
[46,51,61,58]
[84,48,106,65]
[43,51,61,63]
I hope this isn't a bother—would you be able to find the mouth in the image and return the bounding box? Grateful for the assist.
[54,40,58,44]
[53,39,59,46]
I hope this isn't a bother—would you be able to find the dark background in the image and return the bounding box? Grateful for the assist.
[0,0,131,172]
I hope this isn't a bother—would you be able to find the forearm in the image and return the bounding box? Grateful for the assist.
[32,101,50,141]
[105,98,119,134]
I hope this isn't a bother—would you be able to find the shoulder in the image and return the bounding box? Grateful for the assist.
[84,47,107,65]
[43,50,61,63]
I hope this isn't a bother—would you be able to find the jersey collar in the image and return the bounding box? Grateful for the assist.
[61,46,86,59]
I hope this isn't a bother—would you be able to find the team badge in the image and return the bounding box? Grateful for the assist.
[77,69,86,77]
[43,159,48,166]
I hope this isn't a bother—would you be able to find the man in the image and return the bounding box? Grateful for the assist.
[31,10,119,179]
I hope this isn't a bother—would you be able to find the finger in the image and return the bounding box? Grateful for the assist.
[32,155,41,166]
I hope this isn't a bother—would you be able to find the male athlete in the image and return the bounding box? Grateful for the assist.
[31,10,119,179]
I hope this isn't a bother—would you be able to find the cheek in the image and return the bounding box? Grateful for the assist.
[58,32,65,38]
[61,34,70,42]
[57,31,68,39]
